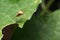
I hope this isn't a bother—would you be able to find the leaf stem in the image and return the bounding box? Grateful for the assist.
[39,0,54,16]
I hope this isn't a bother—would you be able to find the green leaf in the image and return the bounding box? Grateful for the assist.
[40,10,60,40]
[0,0,41,39]
[35,10,60,40]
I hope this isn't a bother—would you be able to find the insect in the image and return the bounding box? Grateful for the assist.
[16,10,23,17]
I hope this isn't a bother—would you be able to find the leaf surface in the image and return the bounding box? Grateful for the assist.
[0,0,41,39]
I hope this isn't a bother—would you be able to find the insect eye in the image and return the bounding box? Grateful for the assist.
[16,10,23,17]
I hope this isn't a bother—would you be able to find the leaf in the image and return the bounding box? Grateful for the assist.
[34,10,60,40]
[0,0,41,39]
